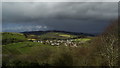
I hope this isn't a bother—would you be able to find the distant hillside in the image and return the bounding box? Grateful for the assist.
[21,30,95,37]
[37,32,78,40]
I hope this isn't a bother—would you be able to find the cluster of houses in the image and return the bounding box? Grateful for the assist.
[28,38,86,47]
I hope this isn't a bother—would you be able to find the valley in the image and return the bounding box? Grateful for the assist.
[2,31,95,66]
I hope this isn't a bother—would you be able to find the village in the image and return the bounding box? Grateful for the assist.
[28,38,89,47]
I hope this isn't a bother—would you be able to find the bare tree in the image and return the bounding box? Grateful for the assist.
[99,20,119,66]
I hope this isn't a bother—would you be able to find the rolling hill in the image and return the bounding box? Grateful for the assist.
[22,30,95,36]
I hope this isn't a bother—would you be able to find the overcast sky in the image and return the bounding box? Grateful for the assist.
[2,0,119,2]
[2,2,118,34]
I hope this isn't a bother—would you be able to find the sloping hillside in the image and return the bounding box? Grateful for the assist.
[2,32,27,45]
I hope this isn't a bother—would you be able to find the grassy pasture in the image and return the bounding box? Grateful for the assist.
[73,38,91,42]
[2,42,53,54]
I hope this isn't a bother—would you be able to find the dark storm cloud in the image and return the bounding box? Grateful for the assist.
[2,2,118,33]
[3,2,118,22]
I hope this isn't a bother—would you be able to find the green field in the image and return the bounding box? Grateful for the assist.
[74,38,91,42]
[59,34,71,37]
